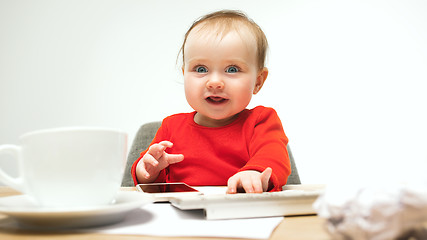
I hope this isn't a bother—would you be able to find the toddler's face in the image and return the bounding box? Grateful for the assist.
[183,27,267,127]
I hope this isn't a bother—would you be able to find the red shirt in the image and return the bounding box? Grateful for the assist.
[131,106,291,191]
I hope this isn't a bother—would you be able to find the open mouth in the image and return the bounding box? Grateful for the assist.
[206,96,228,104]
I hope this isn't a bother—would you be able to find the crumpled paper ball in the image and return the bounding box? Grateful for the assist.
[313,183,427,240]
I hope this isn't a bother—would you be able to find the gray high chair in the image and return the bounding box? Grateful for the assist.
[121,121,301,187]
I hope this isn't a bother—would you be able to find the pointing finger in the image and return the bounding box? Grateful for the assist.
[166,154,184,165]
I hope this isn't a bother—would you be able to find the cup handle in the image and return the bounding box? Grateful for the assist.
[0,144,25,193]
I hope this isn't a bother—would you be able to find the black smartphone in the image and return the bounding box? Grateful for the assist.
[137,182,199,193]
[136,183,201,202]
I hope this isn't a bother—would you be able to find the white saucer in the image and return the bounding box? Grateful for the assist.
[0,191,152,229]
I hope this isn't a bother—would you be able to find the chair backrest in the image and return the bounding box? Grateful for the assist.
[122,121,301,187]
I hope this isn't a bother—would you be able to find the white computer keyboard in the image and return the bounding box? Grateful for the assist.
[170,186,324,220]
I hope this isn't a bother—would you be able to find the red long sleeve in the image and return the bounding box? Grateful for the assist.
[131,106,290,191]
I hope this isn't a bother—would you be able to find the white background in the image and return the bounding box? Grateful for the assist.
[1,0,426,185]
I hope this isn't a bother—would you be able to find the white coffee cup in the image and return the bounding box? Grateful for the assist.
[0,127,127,208]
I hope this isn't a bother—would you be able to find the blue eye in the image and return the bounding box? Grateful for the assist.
[226,66,239,73]
[195,66,208,73]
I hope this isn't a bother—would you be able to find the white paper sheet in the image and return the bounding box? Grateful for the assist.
[89,203,283,239]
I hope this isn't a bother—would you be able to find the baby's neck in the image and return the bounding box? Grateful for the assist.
[194,112,240,128]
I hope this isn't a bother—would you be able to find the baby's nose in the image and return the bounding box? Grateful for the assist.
[206,74,224,89]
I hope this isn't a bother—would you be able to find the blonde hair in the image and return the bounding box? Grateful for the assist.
[179,10,268,70]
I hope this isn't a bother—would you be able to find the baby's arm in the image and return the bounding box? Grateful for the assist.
[135,141,184,183]
[226,167,272,194]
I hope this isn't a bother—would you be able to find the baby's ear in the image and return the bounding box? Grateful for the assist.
[253,67,268,94]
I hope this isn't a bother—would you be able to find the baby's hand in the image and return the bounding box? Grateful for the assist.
[226,167,272,194]
[136,141,184,183]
